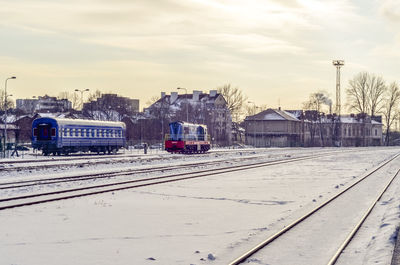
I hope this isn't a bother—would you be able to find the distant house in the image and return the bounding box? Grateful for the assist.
[0,123,19,144]
[244,108,302,147]
[244,108,383,147]
[340,115,382,146]
[16,95,71,113]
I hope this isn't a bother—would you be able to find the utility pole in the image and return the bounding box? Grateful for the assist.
[332,60,344,146]
[248,101,258,147]
[74,88,90,110]
[3,76,16,158]
[177,87,188,122]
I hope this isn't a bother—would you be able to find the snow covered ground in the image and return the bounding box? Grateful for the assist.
[1,147,400,265]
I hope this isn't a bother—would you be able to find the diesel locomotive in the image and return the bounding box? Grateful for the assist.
[164,121,211,153]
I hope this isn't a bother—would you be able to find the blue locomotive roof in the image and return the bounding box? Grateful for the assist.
[169,121,207,128]
[32,117,126,128]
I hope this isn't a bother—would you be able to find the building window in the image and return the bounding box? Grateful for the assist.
[375,129,378,136]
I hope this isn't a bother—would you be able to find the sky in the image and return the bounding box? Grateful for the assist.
[1,0,400,111]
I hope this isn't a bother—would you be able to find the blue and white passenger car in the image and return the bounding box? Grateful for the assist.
[32,117,126,155]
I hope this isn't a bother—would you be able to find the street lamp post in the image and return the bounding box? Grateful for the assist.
[74,88,90,110]
[3,76,16,157]
[248,101,258,147]
[177,87,188,122]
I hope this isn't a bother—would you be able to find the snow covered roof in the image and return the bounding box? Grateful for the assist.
[340,115,382,125]
[34,117,126,128]
[0,124,18,130]
[246,108,300,121]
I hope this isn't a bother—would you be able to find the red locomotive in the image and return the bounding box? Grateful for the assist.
[165,121,211,154]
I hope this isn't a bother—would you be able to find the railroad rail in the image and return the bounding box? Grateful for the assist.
[0,148,276,172]
[0,148,269,166]
[0,151,341,211]
[228,152,400,265]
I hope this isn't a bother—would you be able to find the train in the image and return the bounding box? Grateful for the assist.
[32,117,126,155]
[164,121,211,153]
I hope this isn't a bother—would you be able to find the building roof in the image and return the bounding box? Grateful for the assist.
[246,108,300,122]
[0,124,18,130]
[340,115,383,125]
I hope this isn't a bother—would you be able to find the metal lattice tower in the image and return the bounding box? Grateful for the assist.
[332,60,344,115]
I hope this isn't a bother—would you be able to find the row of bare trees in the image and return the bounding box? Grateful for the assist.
[347,72,400,145]
[303,72,400,146]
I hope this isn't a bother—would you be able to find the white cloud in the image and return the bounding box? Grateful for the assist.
[0,0,386,109]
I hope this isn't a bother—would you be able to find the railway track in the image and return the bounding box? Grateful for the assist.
[228,152,400,265]
[0,148,266,166]
[0,149,319,190]
[0,148,274,172]
[0,155,268,190]
[0,151,342,211]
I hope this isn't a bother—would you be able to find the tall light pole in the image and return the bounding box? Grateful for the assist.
[248,101,258,147]
[3,76,16,157]
[177,87,188,122]
[333,60,344,147]
[74,88,90,110]
[332,60,344,116]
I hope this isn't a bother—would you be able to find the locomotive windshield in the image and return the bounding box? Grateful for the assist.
[169,122,183,141]
[197,126,205,141]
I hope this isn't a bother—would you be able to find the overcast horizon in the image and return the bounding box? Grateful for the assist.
[1,0,399,112]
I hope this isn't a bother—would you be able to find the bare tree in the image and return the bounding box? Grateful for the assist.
[347,72,387,146]
[382,82,400,145]
[303,92,331,146]
[243,103,268,117]
[58,91,80,110]
[346,72,386,117]
[217,84,247,122]
[0,90,14,111]
[86,90,102,103]
[145,96,160,108]
[82,92,136,121]
[83,90,102,119]
[346,72,369,114]
[367,75,386,117]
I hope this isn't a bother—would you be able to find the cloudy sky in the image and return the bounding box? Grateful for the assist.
[1,0,399,110]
